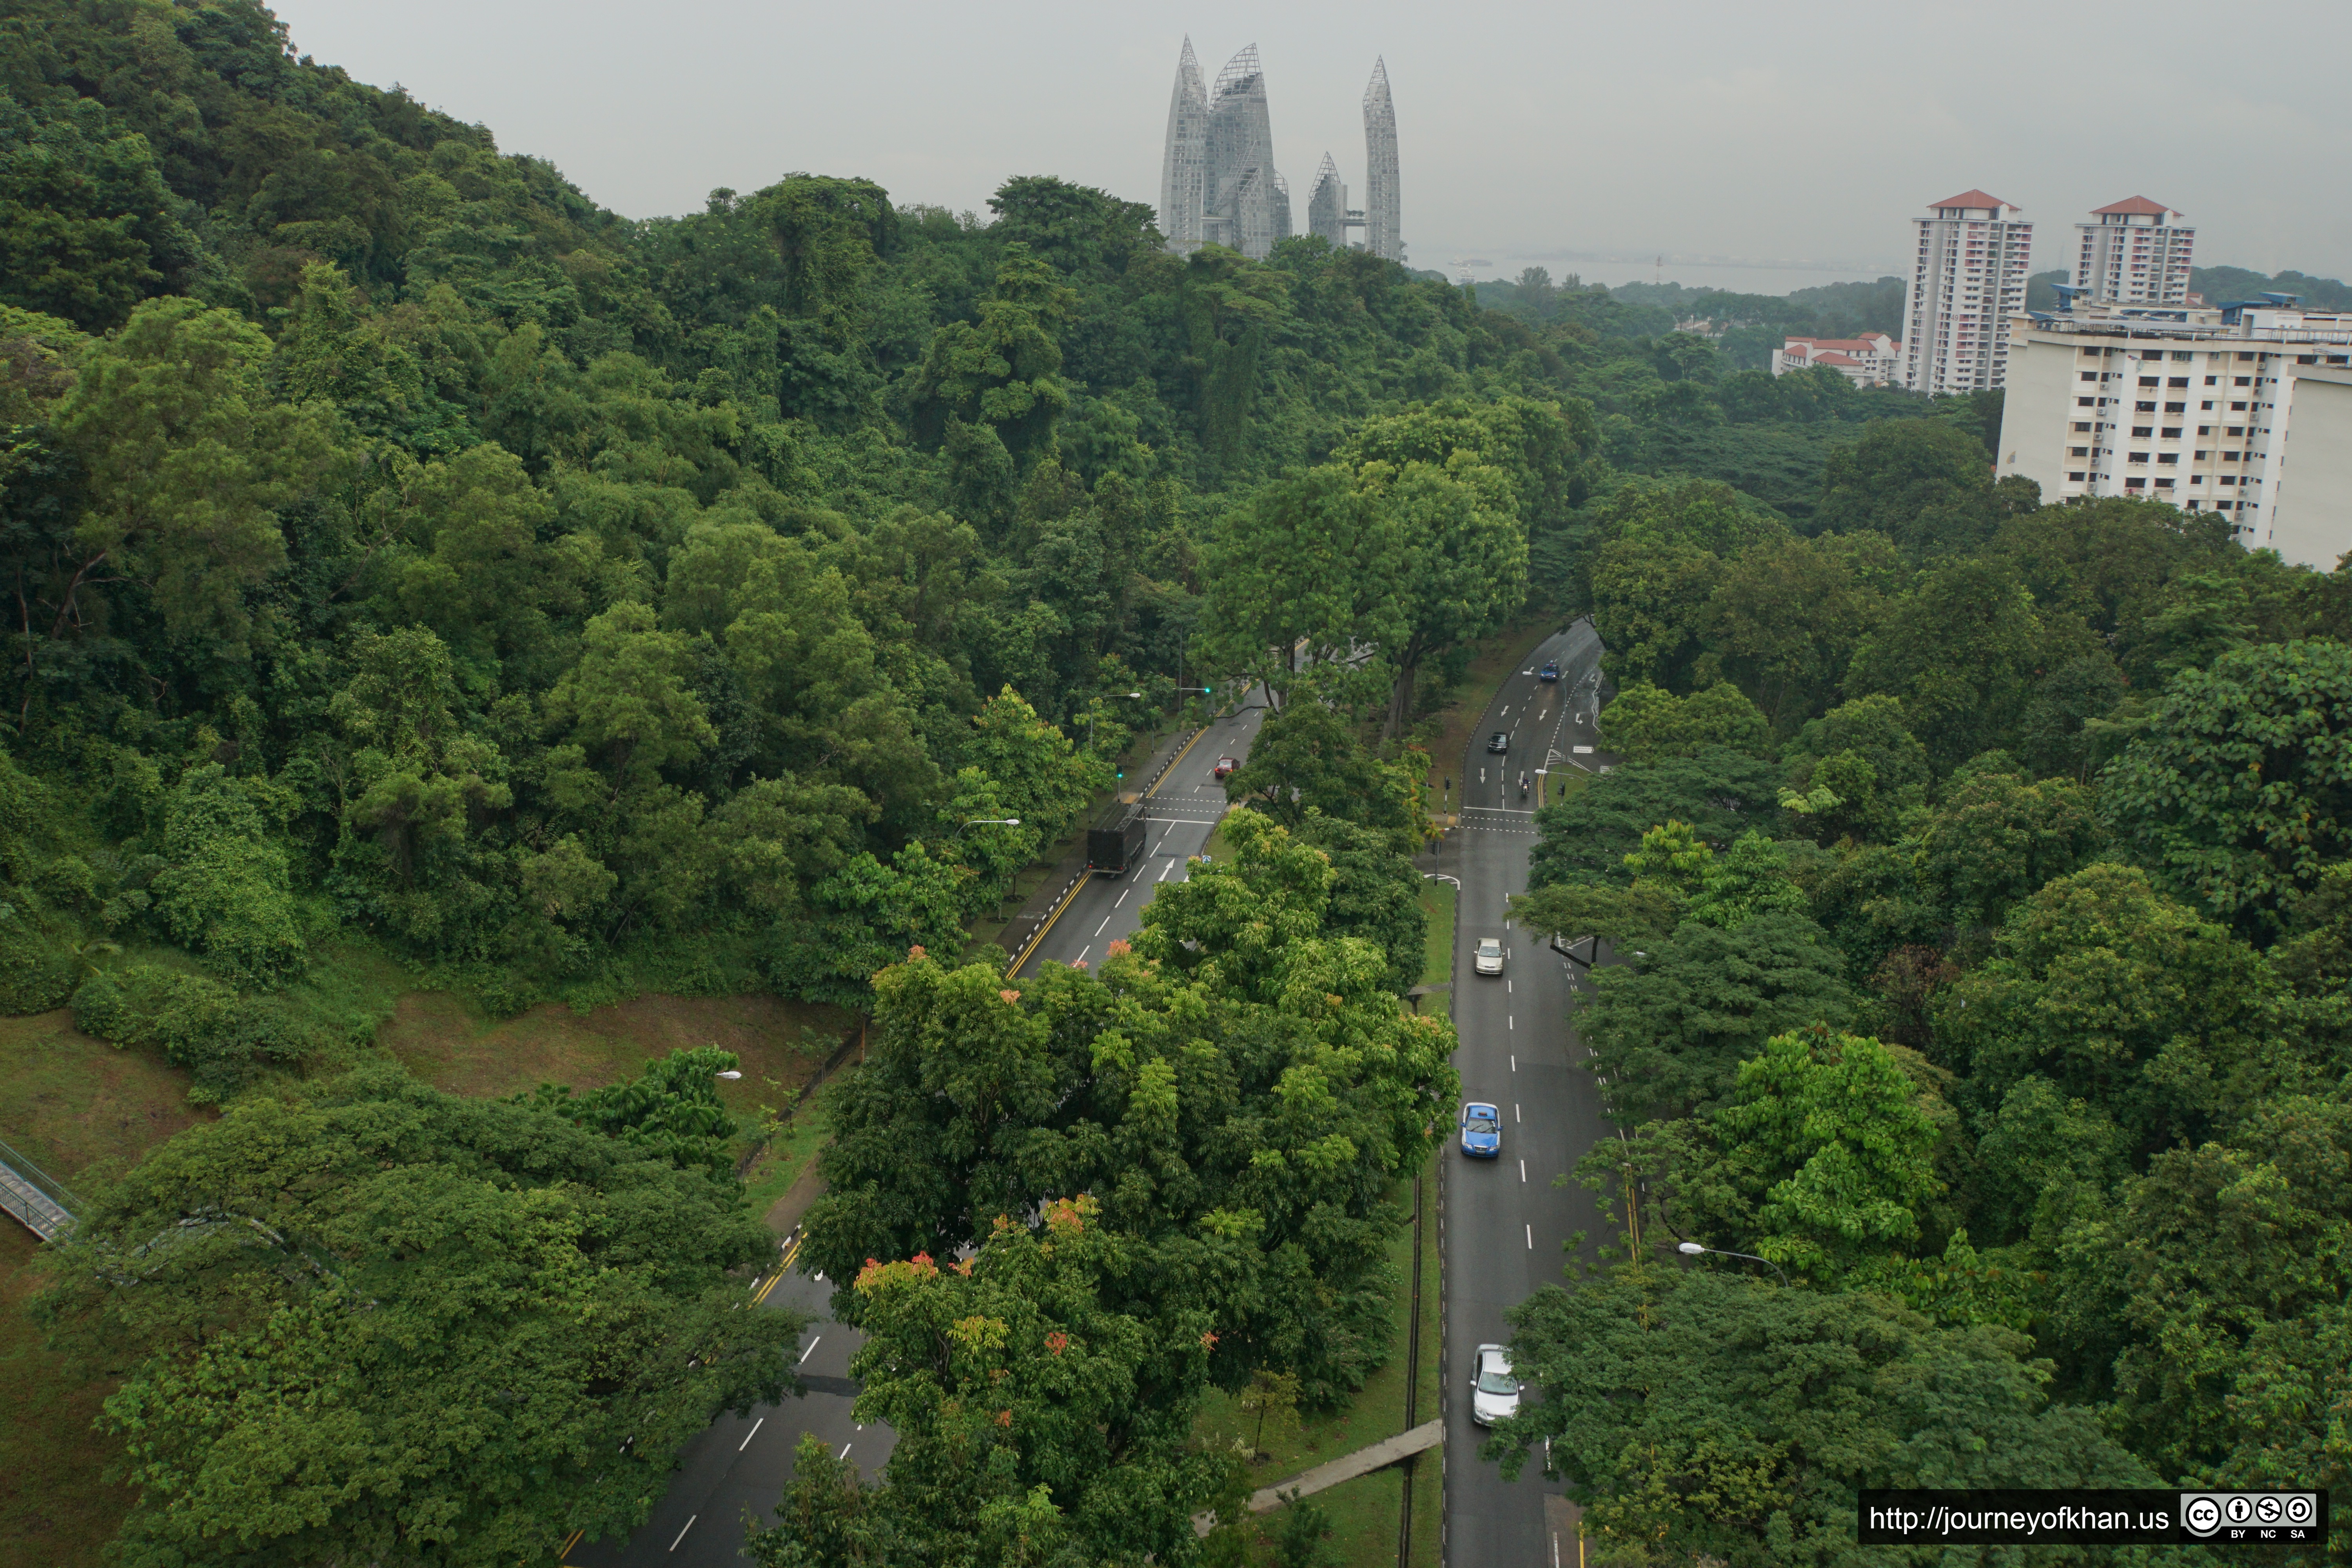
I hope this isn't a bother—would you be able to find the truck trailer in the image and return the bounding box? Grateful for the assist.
[1086,803,1148,878]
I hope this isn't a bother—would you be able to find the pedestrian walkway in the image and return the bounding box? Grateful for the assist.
[0,1136,77,1241]
[1191,1419,1444,1535]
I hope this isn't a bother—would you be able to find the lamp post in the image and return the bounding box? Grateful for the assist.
[1676,1240,1791,1287]
[955,817,1022,837]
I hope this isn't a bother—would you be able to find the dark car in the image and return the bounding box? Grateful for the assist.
[1539,661,1559,682]
[1460,1102,1501,1158]
[1212,756,1238,780]
[1486,731,1509,754]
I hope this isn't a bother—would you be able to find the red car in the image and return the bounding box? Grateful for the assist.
[1212,756,1238,780]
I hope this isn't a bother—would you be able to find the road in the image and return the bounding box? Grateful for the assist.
[1013,690,1270,976]
[570,692,1270,1566]
[1439,622,1615,1568]
[567,1245,891,1567]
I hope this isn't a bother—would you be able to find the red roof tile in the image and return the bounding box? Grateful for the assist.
[1930,189,2014,211]
[2092,195,2176,216]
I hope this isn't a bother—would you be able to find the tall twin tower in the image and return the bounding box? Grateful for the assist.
[1158,39,1400,263]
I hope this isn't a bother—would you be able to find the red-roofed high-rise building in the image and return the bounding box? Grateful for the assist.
[1901,190,2034,396]
[2076,197,2194,306]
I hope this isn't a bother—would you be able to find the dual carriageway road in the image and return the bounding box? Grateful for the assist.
[574,632,1614,1567]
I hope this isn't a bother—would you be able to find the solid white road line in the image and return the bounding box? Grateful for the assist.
[739,1417,764,1450]
[670,1516,697,1552]
[799,1338,820,1365]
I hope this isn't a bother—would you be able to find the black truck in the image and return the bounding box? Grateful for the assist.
[1086,802,1149,877]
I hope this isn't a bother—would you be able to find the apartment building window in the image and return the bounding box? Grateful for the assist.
[2071,447,2090,457]
[2129,452,2150,465]
[2205,376,2218,385]
[2165,402,2185,413]
[2139,376,2160,387]
[2195,451,2209,461]
[2224,451,2242,461]
[2162,427,2182,438]
[2158,454,2178,465]
[2228,426,2243,436]
[2221,475,2237,485]
[2157,478,2174,488]
[2132,426,2153,438]
[2068,471,2086,482]
[2137,401,2158,412]
[2234,377,2252,386]
[2168,377,2189,387]
[2232,402,2248,412]
[2125,477,2146,489]
[2078,397,2096,408]
[2073,421,2092,432]
[2081,372,2100,382]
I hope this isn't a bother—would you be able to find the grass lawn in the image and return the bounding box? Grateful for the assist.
[0,1010,205,1568]
[379,986,853,1143]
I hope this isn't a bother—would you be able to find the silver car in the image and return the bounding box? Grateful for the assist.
[1471,1343,1520,1426]
[1474,937,1504,976]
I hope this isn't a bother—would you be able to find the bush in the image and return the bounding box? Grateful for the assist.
[0,907,75,1012]
[72,963,320,1100]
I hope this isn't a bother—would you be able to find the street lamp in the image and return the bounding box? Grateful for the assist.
[956,817,1022,836]
[715,1070,742,1080]
[1676,1240,1791,1287]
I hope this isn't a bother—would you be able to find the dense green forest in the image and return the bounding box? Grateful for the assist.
[1503,481,2352,1561]
[3,0,2348,1563]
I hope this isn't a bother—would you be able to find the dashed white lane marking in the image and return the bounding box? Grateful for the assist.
[1076,946,1090,965]
[1521,1160,1527,1183]
[1515,1103,1521,1122]
[1093,915,1111,936]
[1511,1055,1516,1071]
[670,1516,698,1551]
[1115,889,1129,908]
[838,1442,853,1461]
[1526,1224,1534,1250]
[1509,1016,1514,1030]
[739,1417,764,1450]
[799,1338,820,1365]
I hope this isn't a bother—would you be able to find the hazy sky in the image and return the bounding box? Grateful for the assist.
[272,0,2349,286]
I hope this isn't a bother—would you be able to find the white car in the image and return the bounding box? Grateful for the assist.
[1474,937,1504,976]
[1471,1343,1520,1426]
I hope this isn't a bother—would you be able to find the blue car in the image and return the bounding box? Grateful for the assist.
[1460,1102,1502,1158]
[1539,662,1560,682]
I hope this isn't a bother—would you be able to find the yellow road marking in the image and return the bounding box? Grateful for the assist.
[1009,871,1091,975]
[560,1527,583,1560]
[1147,723,1213,799]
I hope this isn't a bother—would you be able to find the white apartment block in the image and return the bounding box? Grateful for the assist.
[2075,196,2194,306]
[1772,334,1902,387]
[1997,298,2352,566]
[1901,190,2034,396]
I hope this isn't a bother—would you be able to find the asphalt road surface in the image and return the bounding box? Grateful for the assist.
[1439,622,1615,1568]
[567,1240,893,1568]
[1013,689,1270,976]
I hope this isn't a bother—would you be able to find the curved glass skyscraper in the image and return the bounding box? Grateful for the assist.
[1159,41,1397,263]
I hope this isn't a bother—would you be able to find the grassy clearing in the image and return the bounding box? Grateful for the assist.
[0,1011,201,1568]
[379,987,851,1142]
